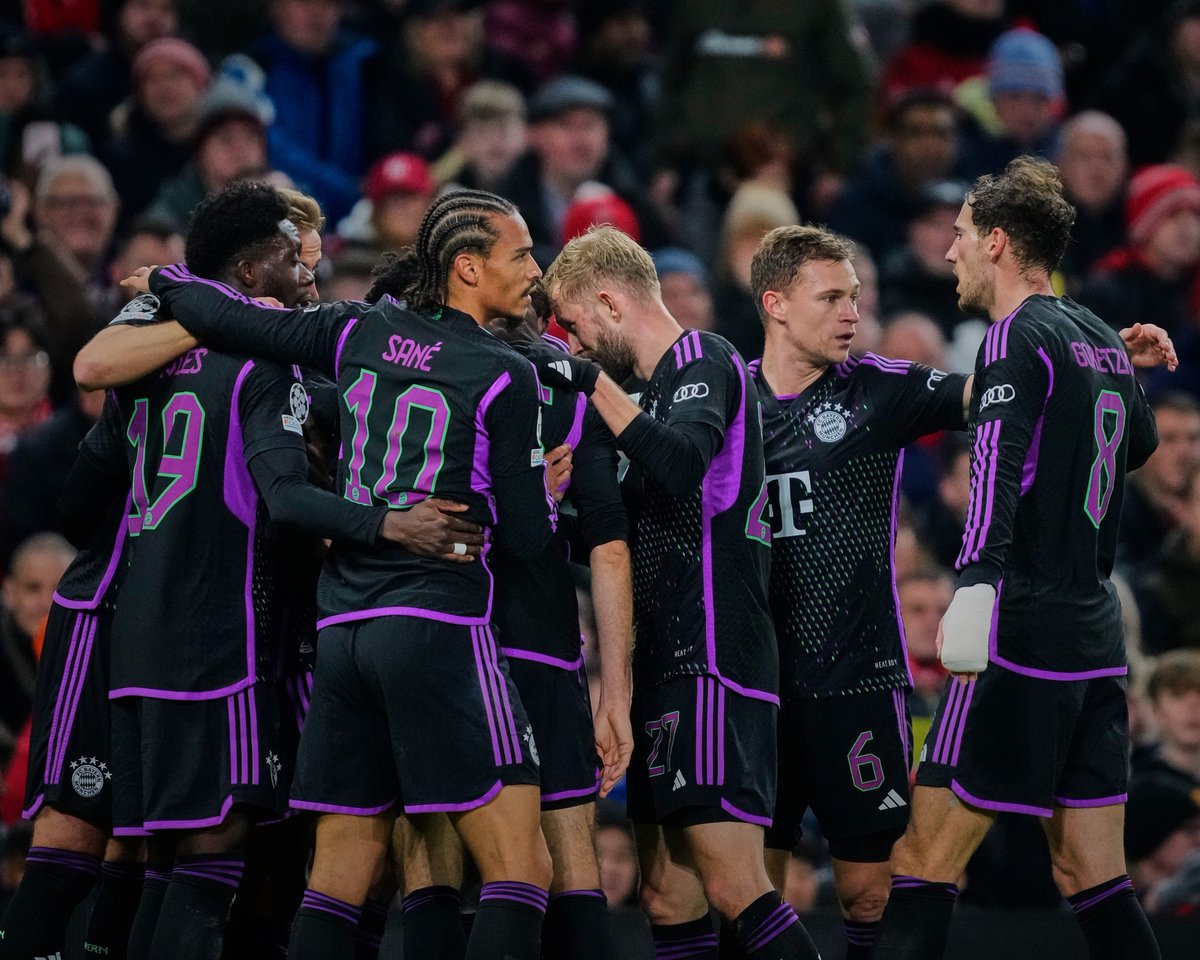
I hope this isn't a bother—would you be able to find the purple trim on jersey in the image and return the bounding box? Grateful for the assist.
[565,392,587,451]
[163,264,291,310]
[957,420,1001,566]
[542,332,570,353]
[500,646,584,671]
[21,793,45,820]
[890,451,915,686]
[929,679,959,763]
[109,676,254,701]
[719,797,772,827]
[290,798,396,816]
[472,625,523,766]
[1055,793,1128,808]
[672,341,683,367]
[673,330,703,368]
[989,656,1128,681]
[333,316,360,380]
[49,614,98,783]
[695,676,726,787]
[53,494,130,609]
[950,779,1052,817]
[541,778,600,802]
[858,353,912,374]
[225,360,258,694]
[472,371,511,523]
[774,392,799,402]
[316,606,489,630]
[893,688,910,765]
[405,778,504,814]
[1020,348,1056,496]
[144,793,236,831]
[111,826,153,837]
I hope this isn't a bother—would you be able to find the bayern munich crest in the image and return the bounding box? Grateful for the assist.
[289,382,310,424]
[806,401,850,443]
[69,756,111,798]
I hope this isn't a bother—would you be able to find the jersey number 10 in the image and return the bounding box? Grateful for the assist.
[342,371,451,507]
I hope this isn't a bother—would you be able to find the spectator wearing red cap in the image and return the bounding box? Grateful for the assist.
[335,151,436,255]
[560,183,641,245]
[104,37,211,224]
[1079,164,1200,342]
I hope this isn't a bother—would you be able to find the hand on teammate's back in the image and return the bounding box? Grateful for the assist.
[937,582,996,682]
[544,443,572,501]
[1119,322,1178,371]
[379,497,486,562]
[120,266,156,295]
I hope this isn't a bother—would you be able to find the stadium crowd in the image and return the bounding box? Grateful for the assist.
[0,0,1198,954]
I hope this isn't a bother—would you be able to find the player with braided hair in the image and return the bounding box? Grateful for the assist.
[83,188,570,960]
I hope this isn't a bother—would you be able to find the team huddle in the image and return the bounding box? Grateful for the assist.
[0,157,1178,960]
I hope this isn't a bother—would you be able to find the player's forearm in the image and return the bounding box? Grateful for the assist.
[589,374,642,437]
[74,323,198,390]
[589,539,633,697]
[617,413,721,496]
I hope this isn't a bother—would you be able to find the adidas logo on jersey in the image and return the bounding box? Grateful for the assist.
[877,789,907,811]
[550,360,574,383]
[672,769,687,792]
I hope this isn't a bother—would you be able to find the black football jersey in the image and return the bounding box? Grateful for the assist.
[958,295,1157,676]
[108,347,315,699]
[147,268,556,628]
[490,337,627,665]
[750,354,967,700]
[53,395,129,612]
[627,330,776,699]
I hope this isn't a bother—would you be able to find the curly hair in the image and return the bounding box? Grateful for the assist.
[365,249,420,304]
[184,181,290,281]
[967,156,1076,276]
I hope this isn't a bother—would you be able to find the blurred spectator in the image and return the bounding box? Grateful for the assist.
[899,568,953,724]
[1121,393,1200,569]
[484,0,576,91]
[368,0,526,164]
[496,74,654,269]
[1126,770,1200,910]
[1139,650,1200,780]
[56,0,179,151]
[147,77,272,229]
[103,218,185,313]
[1135,468,1200,656]
[711,183,798,362]
[336,151,434,255]
[560,184,640,246]
[249,0,377,222]
[0,385,106,564]
[104,37,211,224]
[879,311,947,369]
[30,155,118,278]
[828,89,963,266]
[880,0,1007,103]
[655,0,875,181]
[324,244,376,302]
[1093,1,1200,169]
[850,246,883,355]
[878,179,969,335]
[651,247,713,332]
[917,436,972,570]
[960,27,1065,176]
[1078,164,1200,338]
[893,516,937,583]
[782,842,821,915]
[573,0,658,177]
[595,803,637,907]
[0,32,47,166]
[0,312,51,482]
[1053,111,1129,290]
[433,80,527,192]
[0,532,74,768]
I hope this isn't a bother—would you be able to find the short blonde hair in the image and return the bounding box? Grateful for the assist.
[544,225,660,306]
[278,187,325,232]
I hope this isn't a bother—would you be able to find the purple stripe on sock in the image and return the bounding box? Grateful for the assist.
[361,898,390,920]
[26,847,101,876]
[655,938,719,960]
[100,861,143,880]
[549,889,606,901]
[174,868,242,889]
[479,881,548,912]
[402,887,459,914]
[1070,878,1134,914]
[746,904,799,952]
[144,867,172,884]
[302,890,361,924]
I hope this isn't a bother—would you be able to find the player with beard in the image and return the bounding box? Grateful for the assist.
[746,224,1173,960]
[871,158,1165,960]
[533,227,821,960]
[109,189,564,960]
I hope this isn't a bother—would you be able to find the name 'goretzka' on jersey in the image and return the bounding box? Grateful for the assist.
[750,354,967,700]
[146,265,556,627]
[957,295,1157,677]
[629,329,775,700]
[490,336,626,667]
[107,334,325,700]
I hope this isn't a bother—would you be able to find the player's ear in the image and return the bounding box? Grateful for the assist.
[761,290,783,322]
[988,227,1007,264]
[233,257,257,291]
[452,251,481,287]
[597,290,620,322]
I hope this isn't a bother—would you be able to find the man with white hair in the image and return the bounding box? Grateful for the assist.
[1054,111,1128,288]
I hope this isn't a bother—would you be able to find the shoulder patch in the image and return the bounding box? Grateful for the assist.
[108,293,164,327]
[281,414,304,435]
[289,382,310,424]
